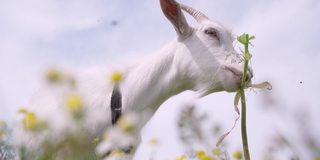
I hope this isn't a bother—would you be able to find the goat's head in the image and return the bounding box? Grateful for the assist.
[160,0,253,96]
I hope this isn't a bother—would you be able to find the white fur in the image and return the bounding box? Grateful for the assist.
[14,0,252,155]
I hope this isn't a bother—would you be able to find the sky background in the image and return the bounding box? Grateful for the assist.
[0,0,319,159]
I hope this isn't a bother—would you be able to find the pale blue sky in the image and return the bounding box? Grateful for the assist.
[0,0,319,159]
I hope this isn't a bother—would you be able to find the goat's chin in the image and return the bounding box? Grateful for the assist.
[223,81,240,92]
[220,73,241,92]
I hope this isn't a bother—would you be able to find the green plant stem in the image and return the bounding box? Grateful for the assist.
[240,36,251,160]
[240,89,250,160]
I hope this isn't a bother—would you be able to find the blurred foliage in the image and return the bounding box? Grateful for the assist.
[0,68,318,160]
[261,108,320,160]
[0,121,16,160]
[175,103,320,160]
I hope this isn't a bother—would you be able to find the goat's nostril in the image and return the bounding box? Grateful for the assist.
[245,75,250,82]
[240,73,252,82]
[245,73,252,82]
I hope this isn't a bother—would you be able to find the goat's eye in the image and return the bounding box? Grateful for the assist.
[204,28,218,37]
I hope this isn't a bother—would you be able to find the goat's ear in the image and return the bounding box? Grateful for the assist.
[160,0,192,36]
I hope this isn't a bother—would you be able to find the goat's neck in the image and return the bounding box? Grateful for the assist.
[120,42,191,117]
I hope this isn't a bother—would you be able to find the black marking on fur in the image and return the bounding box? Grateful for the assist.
[110,85,122,125]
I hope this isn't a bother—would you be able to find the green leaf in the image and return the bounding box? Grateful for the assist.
[237,33,249,45]
[244,53,252,61]
[249,36,256,41]
[234,91,241,115]
[216,115,240,147]
[248,81,272,90]
[238,34,256,45]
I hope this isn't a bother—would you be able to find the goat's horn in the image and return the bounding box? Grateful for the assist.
[180,4,209,23]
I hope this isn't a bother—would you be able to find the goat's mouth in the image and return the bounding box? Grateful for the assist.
[224,66,253,83]
[222,65,272,91]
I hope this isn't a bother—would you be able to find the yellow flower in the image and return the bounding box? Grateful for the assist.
[111,71,122,83]
[212,148,221,156]
[176,155,187,160]
[18,108,28,114]
[92,137,100,146]
[66,94,82,112]
[66,94,84,119]
[197,150,213,160]
[197,150,206,157]
[232,150,242,159]
[46,69,61,83]
[148,138,159,146]
[24,112,38,130]
[18,108,47,131]
[18,108,46,131]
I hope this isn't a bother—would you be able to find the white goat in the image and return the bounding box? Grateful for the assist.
[111,0,253,125]
[14,0,253,158]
